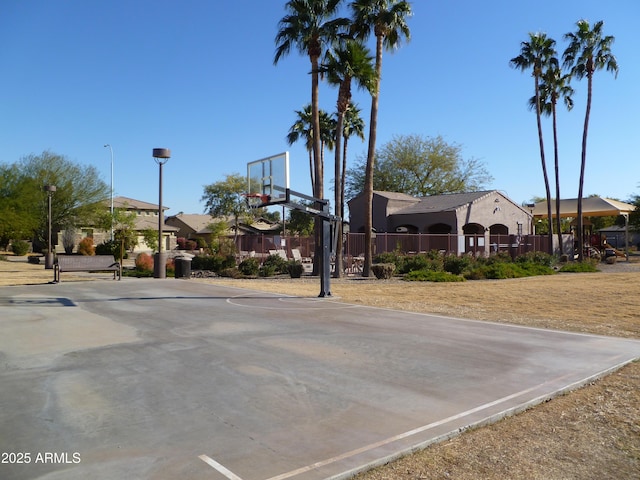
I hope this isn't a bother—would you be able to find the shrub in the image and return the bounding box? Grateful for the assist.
[259,264,277,277]
[28,256,41,264]
[238,257,259,276]
[478,251,513,265]
[373,252,405,272]
[443,254,474,275]
[404,269,465,282]
[219,267,242,278]
[515,251,555,267]
[287,260,304,278]
[262,254,288,274]
[0,254,8,261]
[464,261,555,280]
[96,240,127,259]
[11,240,30,256]
[77,237,95,256]
[559,260,599,273]
[191,254,236,272]
[62,227,76,254]
[177,237,198,251]
[135,253,154,272]
[166,258,175,276]
[401,253,443,274]
[371,263,396,279]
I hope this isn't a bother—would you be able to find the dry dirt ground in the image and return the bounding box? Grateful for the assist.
[1,256,639,479]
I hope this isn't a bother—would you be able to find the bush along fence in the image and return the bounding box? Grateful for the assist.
[231,233,552,264]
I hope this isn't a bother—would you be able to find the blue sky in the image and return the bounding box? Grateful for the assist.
[1,1,638,216]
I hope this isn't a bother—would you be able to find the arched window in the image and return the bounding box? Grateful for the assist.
[463,223,485,235]
[489,224,508,235]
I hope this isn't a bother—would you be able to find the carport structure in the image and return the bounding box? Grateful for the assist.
[532,197,636,259]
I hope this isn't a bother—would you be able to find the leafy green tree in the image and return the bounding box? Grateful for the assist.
[563,19,618,260]
[350,0,412,276]
[141,229,159,253]
[201,174,251,243]
[1,151,109,251]
[0,164,40,249]
[321,38,376,276]
[96,207,138,258]
[346,134,492,199]
[510,32,558,255]
[534,62,574,251]
[287,203,315,236]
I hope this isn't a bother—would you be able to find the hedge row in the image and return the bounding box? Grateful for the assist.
[372,251,560,282]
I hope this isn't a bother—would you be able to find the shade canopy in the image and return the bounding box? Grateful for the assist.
[532,197,635,219]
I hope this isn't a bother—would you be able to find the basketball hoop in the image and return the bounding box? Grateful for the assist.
[243,193,271,208]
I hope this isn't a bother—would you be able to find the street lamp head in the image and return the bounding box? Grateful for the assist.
[43,185,57,193]
[153,148,171,159]
[104,144,110,148]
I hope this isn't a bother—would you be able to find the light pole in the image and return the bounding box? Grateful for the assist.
[43,185,57,269]
[103,144,114,241]
[153,148,171,278]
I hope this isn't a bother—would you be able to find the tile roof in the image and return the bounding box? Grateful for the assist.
[393,191,495,215]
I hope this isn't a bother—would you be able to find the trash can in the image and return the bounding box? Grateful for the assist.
[174,255,193,279]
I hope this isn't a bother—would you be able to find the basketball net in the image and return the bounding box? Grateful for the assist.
[243,193,270,208]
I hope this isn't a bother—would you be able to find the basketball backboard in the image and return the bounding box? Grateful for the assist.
[246,152,290,207]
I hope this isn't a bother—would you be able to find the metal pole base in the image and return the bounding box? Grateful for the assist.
[44,253,55,270]
[154,253,167,279]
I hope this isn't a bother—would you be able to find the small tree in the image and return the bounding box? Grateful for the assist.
[141,228,158,252]
[201,174,252,244]
[97,207,137,257]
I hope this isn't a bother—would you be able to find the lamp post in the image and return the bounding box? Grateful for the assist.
[153,148,171,278]
[43,185,57,269]
[103,144,114,240]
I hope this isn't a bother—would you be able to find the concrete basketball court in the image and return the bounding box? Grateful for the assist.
[1,278,639,480]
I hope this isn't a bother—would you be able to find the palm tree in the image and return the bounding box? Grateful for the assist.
[533,64,574,253]
[510,32,557,255]
[350,0,412,276]
[341,104,365,219]
[563,20,618,261]
[275,0,349,202]
[287,105,315,192]
[321,39,376,276]
[319,109,337,189]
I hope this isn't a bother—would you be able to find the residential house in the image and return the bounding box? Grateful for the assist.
[59,196,178,254]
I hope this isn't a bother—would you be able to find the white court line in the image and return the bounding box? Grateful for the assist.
[199,455,245,480]
[263,373,575,480]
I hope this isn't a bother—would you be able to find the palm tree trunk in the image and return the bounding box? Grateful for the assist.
[363,36,383,277]
[577,73,593,262]
[534,77,554,255]
[311,56,322,275]
[333,112,345,278]
[552,102,563,254]
[308,150,314,193]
